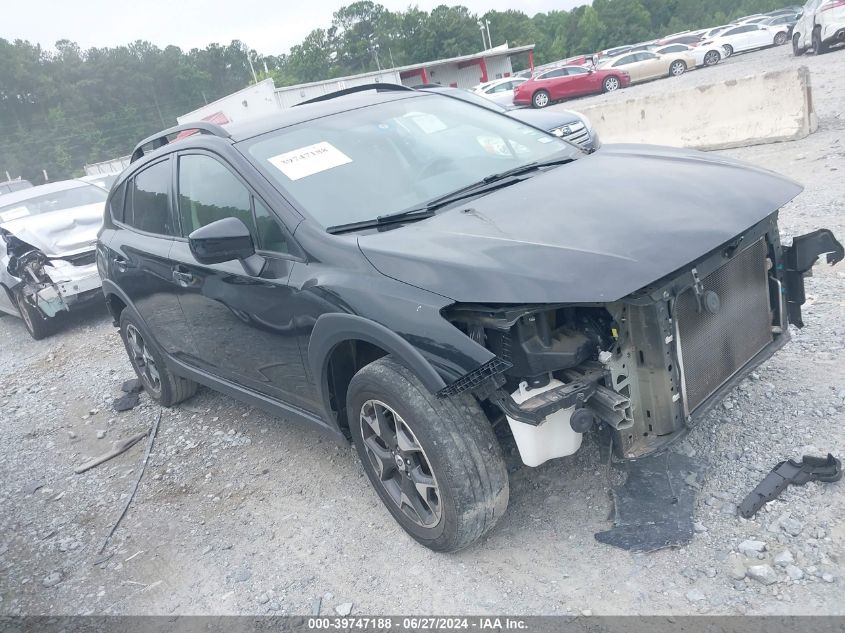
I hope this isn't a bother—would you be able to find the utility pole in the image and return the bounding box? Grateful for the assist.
[246,51,258,84]
[485,19,492,49]
[477,21,487,50]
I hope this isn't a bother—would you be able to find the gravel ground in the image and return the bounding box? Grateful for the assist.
[1,44,844,617]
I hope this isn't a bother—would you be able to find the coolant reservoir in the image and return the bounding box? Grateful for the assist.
[506,378,583,467]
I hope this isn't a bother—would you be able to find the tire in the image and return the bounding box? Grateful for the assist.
[119,308,198,407]
[723,44,734,57]
[774,31,788,46]
[669,60,687,76]
[13,287,53,340]
[703,50,721,66]
[347,356,509,552]
[812,28,827,55]
[793,33,805,56]
[532,90,550,109]
[602,75,620,92]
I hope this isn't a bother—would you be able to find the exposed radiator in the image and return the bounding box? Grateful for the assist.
[676,238,772,412]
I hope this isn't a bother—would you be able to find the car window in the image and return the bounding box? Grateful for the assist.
[489,82,511,93]
[613,54,636,66]
[540,69,567,79]
[243,94,579,230]
[127,160,175,235]
[661,45,687,53]
[178,154,288,253]
[109,181,127,223]
[567,67,589,75]
[638,52,658,60]
[723,27,743,35]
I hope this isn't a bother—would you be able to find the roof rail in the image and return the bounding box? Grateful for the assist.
[295,83,414,107]
[130,122,231,163]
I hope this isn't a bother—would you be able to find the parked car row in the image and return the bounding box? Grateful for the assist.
[503,5,803,109]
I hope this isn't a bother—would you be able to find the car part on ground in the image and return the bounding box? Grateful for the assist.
[595,451,703,551]
[738,454,842,518]
[793,0,845,55]
[0,180,107,338]
[512,65,630,108]
[100,86,842,551]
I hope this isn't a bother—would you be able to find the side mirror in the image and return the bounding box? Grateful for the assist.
[189,217,265,276]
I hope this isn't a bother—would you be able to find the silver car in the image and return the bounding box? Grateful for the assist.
[0,180,107,339]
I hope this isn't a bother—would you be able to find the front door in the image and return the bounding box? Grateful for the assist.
[168,151,319,413]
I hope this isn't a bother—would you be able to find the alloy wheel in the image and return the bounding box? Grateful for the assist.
[604,77,619,91]
[533,92,549,108]
[359,399,442,528]
[670,61,686,76]
[704,50,720,66]
[775,32,787,45]
[126,323,161,395]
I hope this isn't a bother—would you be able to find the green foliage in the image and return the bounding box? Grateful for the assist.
[0,0,795,183]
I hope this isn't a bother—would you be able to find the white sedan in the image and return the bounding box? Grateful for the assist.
[471,77,528,107]
[704,23,790,57]
[651,42,728,67]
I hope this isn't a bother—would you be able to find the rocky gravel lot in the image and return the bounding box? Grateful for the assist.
[1,44,844,617]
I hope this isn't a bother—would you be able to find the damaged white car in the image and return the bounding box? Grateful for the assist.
[0,180,107,339]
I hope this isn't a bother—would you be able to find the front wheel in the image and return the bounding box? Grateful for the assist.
[669,60,687,76]
[723,44,734,57]
[602,76,620,92]
[793,33,805,56]
[13,287,53,340]
[119,309,198,407]
[774,31,788,46]
[703,50,721,66]
[532,90,550,108]
[347,356,509,552]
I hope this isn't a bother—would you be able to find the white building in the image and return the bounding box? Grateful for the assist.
[177,44,535,125]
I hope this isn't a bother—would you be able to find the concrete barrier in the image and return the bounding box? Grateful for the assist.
[578,66,817,151]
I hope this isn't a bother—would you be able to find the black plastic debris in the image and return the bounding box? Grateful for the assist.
[121,378,143,394]
[595,452,703,552]
[113,392,141,412]
[738,453,842,519]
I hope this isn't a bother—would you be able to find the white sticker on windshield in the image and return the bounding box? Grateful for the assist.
[267,142,352,181]
[409,113,448,134]
[0,206,29,222]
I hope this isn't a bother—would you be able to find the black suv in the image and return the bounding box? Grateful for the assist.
[98,84,842,552]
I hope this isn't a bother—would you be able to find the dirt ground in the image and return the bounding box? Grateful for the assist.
[1,44,844,617]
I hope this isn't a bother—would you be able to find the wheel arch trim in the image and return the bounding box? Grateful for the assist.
[308,313,448,424]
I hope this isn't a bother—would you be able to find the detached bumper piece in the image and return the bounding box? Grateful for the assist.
[738,453,842,519]
[783,229,844,328]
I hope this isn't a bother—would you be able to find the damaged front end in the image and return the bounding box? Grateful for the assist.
[443,216,843,463]
[0,228,102,321]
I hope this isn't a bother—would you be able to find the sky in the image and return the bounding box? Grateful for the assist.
[4,0,585,56]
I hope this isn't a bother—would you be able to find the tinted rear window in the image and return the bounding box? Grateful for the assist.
[128,160,175,235]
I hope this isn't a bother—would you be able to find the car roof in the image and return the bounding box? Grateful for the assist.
[0,179,90,207]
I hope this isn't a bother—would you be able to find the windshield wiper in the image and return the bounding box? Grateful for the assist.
[326,156,574,235]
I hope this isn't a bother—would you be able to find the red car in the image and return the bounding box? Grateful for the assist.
[513,65,631,108]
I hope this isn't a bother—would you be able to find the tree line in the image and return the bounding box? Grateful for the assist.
[1,0,790,184]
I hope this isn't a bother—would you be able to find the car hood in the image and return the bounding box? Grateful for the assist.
[358,144,802,304]
[508,108,582,130]
[0,203,104,257]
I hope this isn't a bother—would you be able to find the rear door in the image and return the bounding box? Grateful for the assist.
[636,52,665,79]
[167,151,319,413]
[107,157,198,359]
[612,53,642,81]
[537,68,569,99]
[747,25,772,47]
[563,66,597,96]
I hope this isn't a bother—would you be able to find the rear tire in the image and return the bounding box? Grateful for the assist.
[813,28,827,54]
[793,33,805,56]
[119,308,198,407]
[703,50,721,66]
[532,90,550,108]
[774,31,788,46]
[13,288,53,340]
[602,76,620,92]
[669,60,687,76]
[347,356,509,552]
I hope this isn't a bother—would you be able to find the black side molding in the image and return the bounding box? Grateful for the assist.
[783,229,843,328]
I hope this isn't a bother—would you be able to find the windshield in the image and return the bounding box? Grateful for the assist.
[0,184,107,221]
[243,94,579,229]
